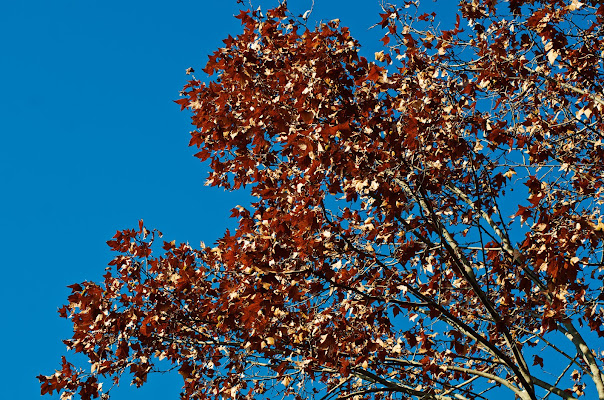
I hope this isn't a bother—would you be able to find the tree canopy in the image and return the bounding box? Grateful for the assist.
[39,1,604,400]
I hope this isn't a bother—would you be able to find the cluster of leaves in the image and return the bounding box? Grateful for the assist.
[40,1,604,400]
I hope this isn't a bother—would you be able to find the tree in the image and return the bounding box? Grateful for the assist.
[39,1,604,399]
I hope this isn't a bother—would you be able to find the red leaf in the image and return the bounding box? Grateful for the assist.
[533,355,544,368]
[378,12,390,28]
[366,64,383,83]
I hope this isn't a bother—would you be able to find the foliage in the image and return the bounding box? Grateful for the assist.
[39,1,604,399]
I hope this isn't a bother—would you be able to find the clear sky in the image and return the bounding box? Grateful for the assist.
[0,1,459,399]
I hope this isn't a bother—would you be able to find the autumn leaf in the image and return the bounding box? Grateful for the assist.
[533,355,544,368]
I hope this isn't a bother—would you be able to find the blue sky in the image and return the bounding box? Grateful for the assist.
[3,0,595,399]
[1,1,459,399]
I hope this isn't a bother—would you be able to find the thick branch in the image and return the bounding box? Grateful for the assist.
[560,321,604,400]
[395,177,536,399]
[384,357,529,399]
[531,376,578,400]
[446,183,548,291]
